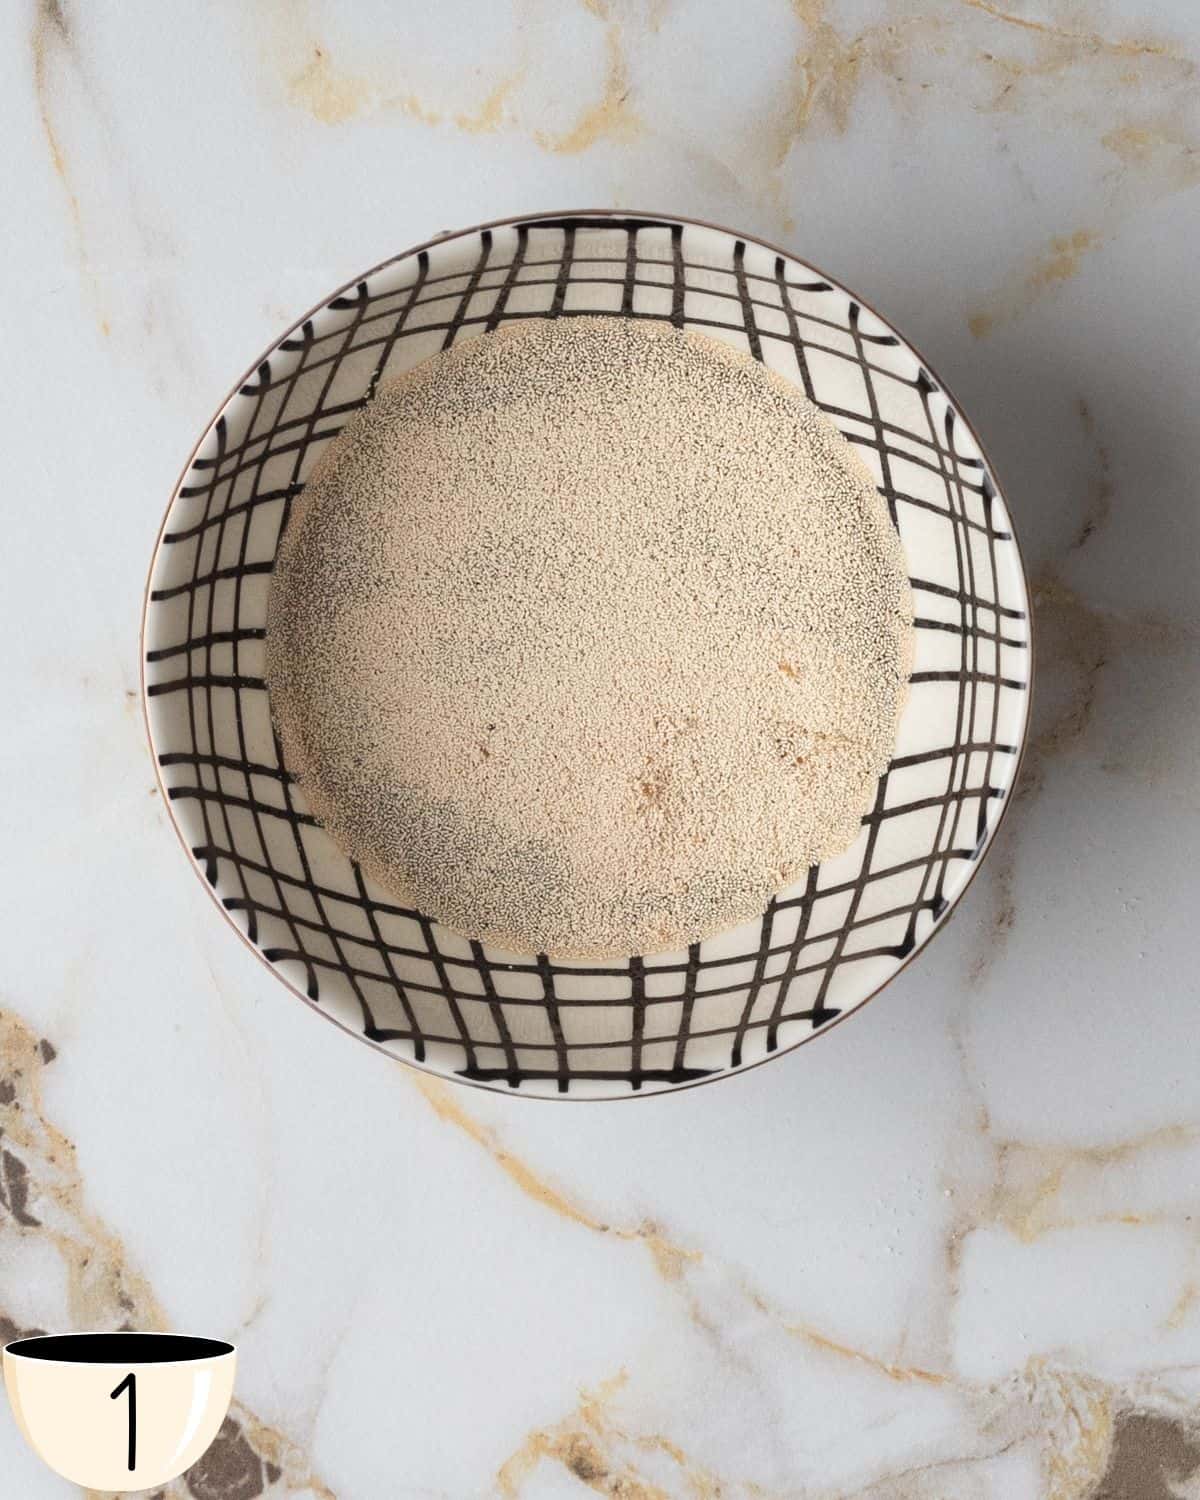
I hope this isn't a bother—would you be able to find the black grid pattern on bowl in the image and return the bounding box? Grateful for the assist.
[145,214,1029,1097]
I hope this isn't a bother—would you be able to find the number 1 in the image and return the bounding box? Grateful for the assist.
[110,1372,136,1471]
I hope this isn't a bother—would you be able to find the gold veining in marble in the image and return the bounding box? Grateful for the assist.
[984,1127,1196,1245]
[959,0,1179,59]
[497,1370,733,1499]
[264,0,1198,262]
[415,1075,608,1231]
[425,1044,1196,1489]
[934,1024,1200,1490]
[955,952,1200,1239]
[536,3,641,154]
[1037,1363,1113,1500]
[968,228,1102,339]
[1101,121,1200,191]
[220,1408,337,1500]
[781,0,868,147]
[455,71,523,134]
[782,1323,947,1385]
[764,0,1194,251]
[285,39,450,128]
[279,1,642,154]
[934,4,1197,334]
[31,0,96,316]
[29,0,179,343]
[769,5,938,182]
[416,1072,971,1409]
[7,979,1190,1491]
[1164,1279,1199,1331]
[286,43,380,125]
[414,1076,701,1279]
[757,7,940,227]
[488,1283,1196,1499]
[645,0,672,33]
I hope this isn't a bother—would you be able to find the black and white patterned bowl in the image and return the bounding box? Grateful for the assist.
[142,210,1031,1100]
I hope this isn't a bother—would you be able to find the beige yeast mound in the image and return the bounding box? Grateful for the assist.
[266,316,913,959]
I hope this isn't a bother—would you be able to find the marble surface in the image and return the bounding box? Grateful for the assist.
[2,0,1199,1495]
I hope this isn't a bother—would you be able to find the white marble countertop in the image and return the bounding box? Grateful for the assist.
[3,1,1199,1495]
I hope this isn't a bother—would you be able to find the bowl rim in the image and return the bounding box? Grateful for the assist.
[3,1331,236,1367]
[140,205,1034,1103]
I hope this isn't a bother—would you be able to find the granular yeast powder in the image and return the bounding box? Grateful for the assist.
[266,316,913,958]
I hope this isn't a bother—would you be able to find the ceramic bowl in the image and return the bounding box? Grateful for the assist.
[3,1333,235,1492]
[141,210,1031,1099]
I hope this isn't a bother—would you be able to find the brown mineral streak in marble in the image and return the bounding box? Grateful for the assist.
[1095,1412,1200,1499]
[967,833,1017,986]
[500,1429,668,1500]
[0,1314,47,1344]
[0,1006,337,1500]
[169,1415,287,1500]
[1073,399,1113,549]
